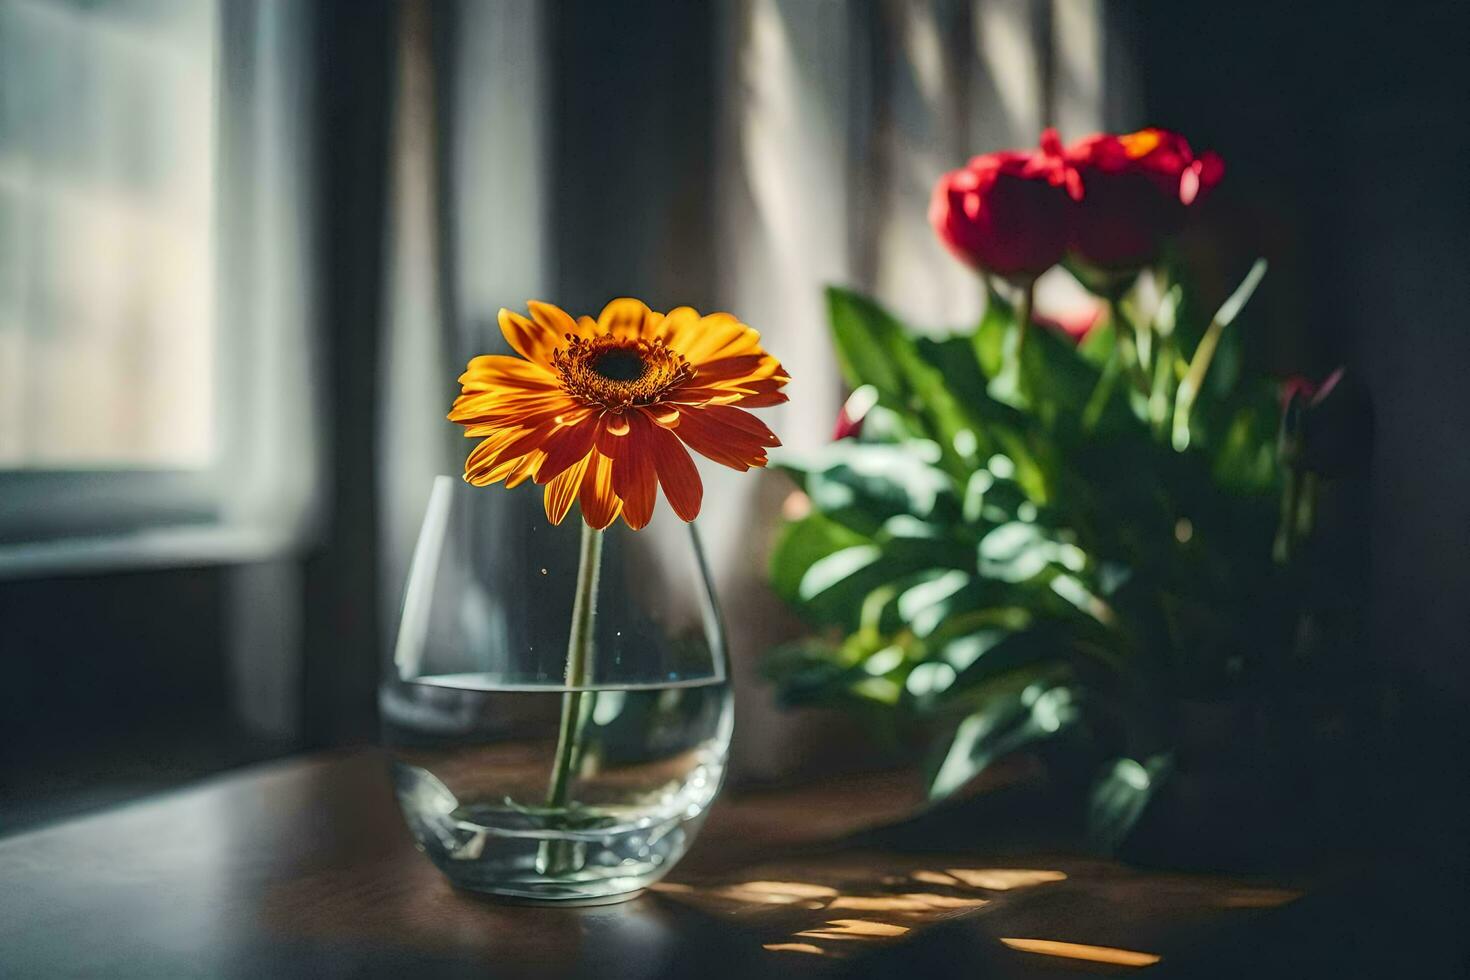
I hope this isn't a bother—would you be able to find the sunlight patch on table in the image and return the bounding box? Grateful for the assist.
[762,942,827,955]
[827,892,988,912]
[796,918,911,941]
[1001,937,1161,967]
[910,868,1067,890]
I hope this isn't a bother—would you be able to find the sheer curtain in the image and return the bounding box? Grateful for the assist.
[382,0,1107,779]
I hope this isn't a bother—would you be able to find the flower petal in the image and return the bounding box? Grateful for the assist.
[504,450,544,488]
[463,430,521,485]
[664,405,774,470]
[458,354,557,393]
[675,313,759,362]
[611,411,658,529]
[597,298,660,340]
[499,308,564,370]
[544,453,589,525]
[526,300,587,342]
[531,410,599,485]
[726,388,790,408]
[593,411,632,459]
[699,404,782,447]
[693,353,783,387]
[653,306,701,347]
[646,418,702,521]
[450,390,573,427]
[490,404,593,464]
[579,450,622,530]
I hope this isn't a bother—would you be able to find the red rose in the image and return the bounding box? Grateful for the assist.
[1065,128,1224,271]
[929,131,1073,281]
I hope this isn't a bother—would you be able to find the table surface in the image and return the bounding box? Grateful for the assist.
[0,749,1445,979]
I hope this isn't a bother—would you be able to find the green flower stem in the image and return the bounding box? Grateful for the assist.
[1133,302,1153,374]
[537,521,603,877]
[1295,472,1318,538]
[1273,462,1300,564]
[1014,280,1034,363]
[1110,297,1152,398]
[1148,333,1175,438]
[1081,340,1123,432]
[1013,280,1036,404]
[1274,459,1319,565]
[1173,259,1268,452]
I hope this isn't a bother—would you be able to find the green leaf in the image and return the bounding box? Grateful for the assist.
[762,638,861,706]
[977,522,1057,582]
[928,677,1082,800]
[1081,339,1124,432]
[768,513,871,605]
[1210,401,1281,493]
[1087,754,1174,855]
[775,441,954,526]
[915,335,991,415]
[825,288,984,476]
[972,291,1013,378]
[1024,322,1104,419]
[896,569,972,637]
[1076,304,1117,367]
[769,510,971,631]
[799,545,884,601]
[826,286,908,397]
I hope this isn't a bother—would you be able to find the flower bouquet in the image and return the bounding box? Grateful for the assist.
[766,129,1368,863]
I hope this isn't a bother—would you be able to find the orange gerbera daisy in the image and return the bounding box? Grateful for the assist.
[449,298,789,530]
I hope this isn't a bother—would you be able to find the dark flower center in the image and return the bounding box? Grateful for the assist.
[592,349,647,382]
[553,334,694,410]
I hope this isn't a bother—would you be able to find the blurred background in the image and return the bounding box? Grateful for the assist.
[1,0,1465,835]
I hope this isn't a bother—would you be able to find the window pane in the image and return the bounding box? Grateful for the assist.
[0,0,217,469]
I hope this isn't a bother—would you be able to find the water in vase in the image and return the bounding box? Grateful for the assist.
[383,674,732,902]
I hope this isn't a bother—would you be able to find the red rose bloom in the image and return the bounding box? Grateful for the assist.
[929,131,1073,281]
[1066,128,1224,270]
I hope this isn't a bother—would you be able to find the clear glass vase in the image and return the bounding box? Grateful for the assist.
[382,476,732,904]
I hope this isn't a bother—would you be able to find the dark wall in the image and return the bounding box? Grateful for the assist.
[0,565,273,830]
[1120,0,1470,835]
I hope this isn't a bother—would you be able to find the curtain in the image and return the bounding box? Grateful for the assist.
[381,0,1108,779]
[712,0,1107,778]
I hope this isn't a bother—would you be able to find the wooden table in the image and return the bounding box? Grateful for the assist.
[0,750,1453,978]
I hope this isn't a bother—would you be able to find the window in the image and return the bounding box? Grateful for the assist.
[0,0,316,568]
[0,0,216,470]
